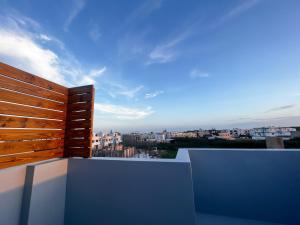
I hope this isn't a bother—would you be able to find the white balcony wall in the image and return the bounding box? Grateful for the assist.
[64,157,196,225]
[189,149,300,225]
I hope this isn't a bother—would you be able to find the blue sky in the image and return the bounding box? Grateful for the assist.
[0,0,299,132]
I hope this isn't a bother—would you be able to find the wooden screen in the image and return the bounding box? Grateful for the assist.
[65,85,94,158]
[0,62,94,169]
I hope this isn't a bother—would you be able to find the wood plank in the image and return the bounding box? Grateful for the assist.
[68,93,92,103]
[67,120,91,129]
[0,89,66,111]
[0,75,67,102]
[69,85,93,95]
[0,115,65,129]
[0,129,64,141]
[68,102,92,111]
[65,147,91,158]
[0,148,64,169]
[68,111,92,120]
[0,62,68,95]
[0,139,64,155]
[0,102,65,120]
[65,139,90,147]
[65,129,90,138]
[88,86,95,155]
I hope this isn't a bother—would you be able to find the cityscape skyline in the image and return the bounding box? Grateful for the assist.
[0,0,299,132]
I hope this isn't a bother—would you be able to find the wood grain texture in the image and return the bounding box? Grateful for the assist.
[67,120,91,129]
[0,62,95,168]
[0,115,65,129]
[0,75,67,102]
[64,85,94,158]
[0,129,64,141]
[0,88,65,111]
[69,85,93,95]
[0,139,64,155]
[0,148,64,169]
[0,102,65,120]
[68,93,92,103]
[65,147,91,158]
[0,62,68,95]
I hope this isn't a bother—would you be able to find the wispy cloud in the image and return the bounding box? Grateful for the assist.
[101,81,144,99]
[64,0,86,31]
[265,104,295,113]
[117,85,144,98]
[38,34,51,42]
[78,67,107,85]
[212,0,262,28]
[189,69,210,79]
[145,90,164,99]
[95,103,154,120]
[146,32,189,65]
[122,0,162,30]
[89,23,102,42]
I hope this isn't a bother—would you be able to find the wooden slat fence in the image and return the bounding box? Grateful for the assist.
[0,62,94,169]
[65,85,94,158]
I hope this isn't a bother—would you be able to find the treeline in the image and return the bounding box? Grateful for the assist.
[157,138,267,151]
[124,137,300,152]
[163,138,300,150]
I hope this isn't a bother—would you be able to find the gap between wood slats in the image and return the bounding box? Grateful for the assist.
[0,115,65,129]
[0,62,68,95]
[0,148,64,169]
[0,74,67,102]
[0,129,64,141]
[0,102,65,120]
[0,139,64,155]
[0,88,65,111]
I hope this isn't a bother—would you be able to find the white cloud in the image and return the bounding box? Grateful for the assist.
[146,25,191,65]
[189,69,210,79]
[89,67,106,77]
[145,90,164,99]
[77,67,107,85]
[39,34,51,42]
[95,103,154,120]
[122,0,162,30]
[0,30,66,84]
[64,0,86,31]
[212,0,262,28]
[89,24,102,42]
[118,85,144,98]
[0,11,105,87]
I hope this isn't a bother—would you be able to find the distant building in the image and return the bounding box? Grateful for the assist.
[122,133,142,145]
[250,127,296,140]
[217,131,233,140]
[230,128,250,138]
[92,133,102,150]
[170,131,198,138]
[92,131,122,150]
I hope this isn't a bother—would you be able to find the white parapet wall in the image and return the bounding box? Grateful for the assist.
[188,148,300,225]
[0,165,27,225]
[64,155,196,225]
[0,158,68,225]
